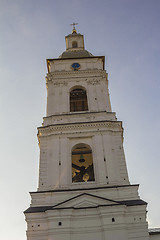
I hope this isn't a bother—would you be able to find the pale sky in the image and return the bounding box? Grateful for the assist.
[0,0,160,239]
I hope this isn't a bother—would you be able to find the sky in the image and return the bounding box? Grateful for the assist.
[0,0,160,239]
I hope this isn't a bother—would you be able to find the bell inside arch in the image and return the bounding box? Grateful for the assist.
[79,154,85,163]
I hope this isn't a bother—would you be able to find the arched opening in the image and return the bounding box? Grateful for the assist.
[72,41,78,48]
[72,143,95,183]
[70,88,88,112]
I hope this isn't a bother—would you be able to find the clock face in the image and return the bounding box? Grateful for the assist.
[71,62,80,70]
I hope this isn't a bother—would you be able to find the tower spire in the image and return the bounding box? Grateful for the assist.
[70,22,78,33]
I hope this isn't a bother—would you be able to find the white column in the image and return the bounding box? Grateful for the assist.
[87,84,98,111]
[54,85,60,114]
[114,135,129,183]
[61,84,68,114]
[95,83,105,111]
[102,133,119,184]
[38,137,48,190]
[47,82,55,116]
[47,136,60,189]
[93,135,106,184]
[60,137,69,187]
[101,80,112,112]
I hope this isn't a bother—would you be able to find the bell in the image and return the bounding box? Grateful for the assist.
[79,154,85,163]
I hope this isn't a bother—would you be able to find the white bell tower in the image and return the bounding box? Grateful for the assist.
[24,25,149,240]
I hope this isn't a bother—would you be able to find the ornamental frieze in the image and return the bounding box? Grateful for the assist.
[38,121,122,137]
[46,69,104,78]
[87,79,100,85]
[53,81,68,86]
[46,74,68,86]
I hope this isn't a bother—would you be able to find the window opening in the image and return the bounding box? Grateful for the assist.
[72,144,95,183]
[72,41,78,48]
[70,88,88,112]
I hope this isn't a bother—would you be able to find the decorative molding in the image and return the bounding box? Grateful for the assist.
[46,75,68,86]
[43,112,116,126]
[53,81,68,86]
[46,70,106,81]
[38,121,122,137]
[87,79,100,85]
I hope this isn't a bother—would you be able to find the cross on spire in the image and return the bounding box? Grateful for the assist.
[70,22,78,33]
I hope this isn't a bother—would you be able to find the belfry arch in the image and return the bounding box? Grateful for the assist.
[72,143,95,183]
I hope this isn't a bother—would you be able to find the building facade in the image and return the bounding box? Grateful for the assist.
[24,28,153,240]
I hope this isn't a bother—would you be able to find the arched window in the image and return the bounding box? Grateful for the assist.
[70,88,88,112]
[72,41,78,48]
[72,144,95,183]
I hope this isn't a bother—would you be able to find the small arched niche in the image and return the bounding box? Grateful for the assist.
[70,87,88,112]
[72,41,78,48]
[72,143,95,183]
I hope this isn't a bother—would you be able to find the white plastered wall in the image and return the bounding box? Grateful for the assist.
[46,57,111,116]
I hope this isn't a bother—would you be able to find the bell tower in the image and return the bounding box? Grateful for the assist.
[24,26,149,240]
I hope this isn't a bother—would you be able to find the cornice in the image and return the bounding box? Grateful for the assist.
[38,120,122,137]
[45,110,108,118]
[46,76,106,87]
[43,111,116,126]
[30,184,139,194]
[46,69,107,82]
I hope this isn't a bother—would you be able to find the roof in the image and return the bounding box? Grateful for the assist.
[30,184,139,194]
[66,32,83,37]
[24,192,147,214]
[59,49,93,59]
[149,228,160,235]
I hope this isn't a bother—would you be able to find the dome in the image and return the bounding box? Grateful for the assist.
[59,49,93,59]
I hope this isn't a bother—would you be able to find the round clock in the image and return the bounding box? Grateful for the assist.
[71,62,80,70]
